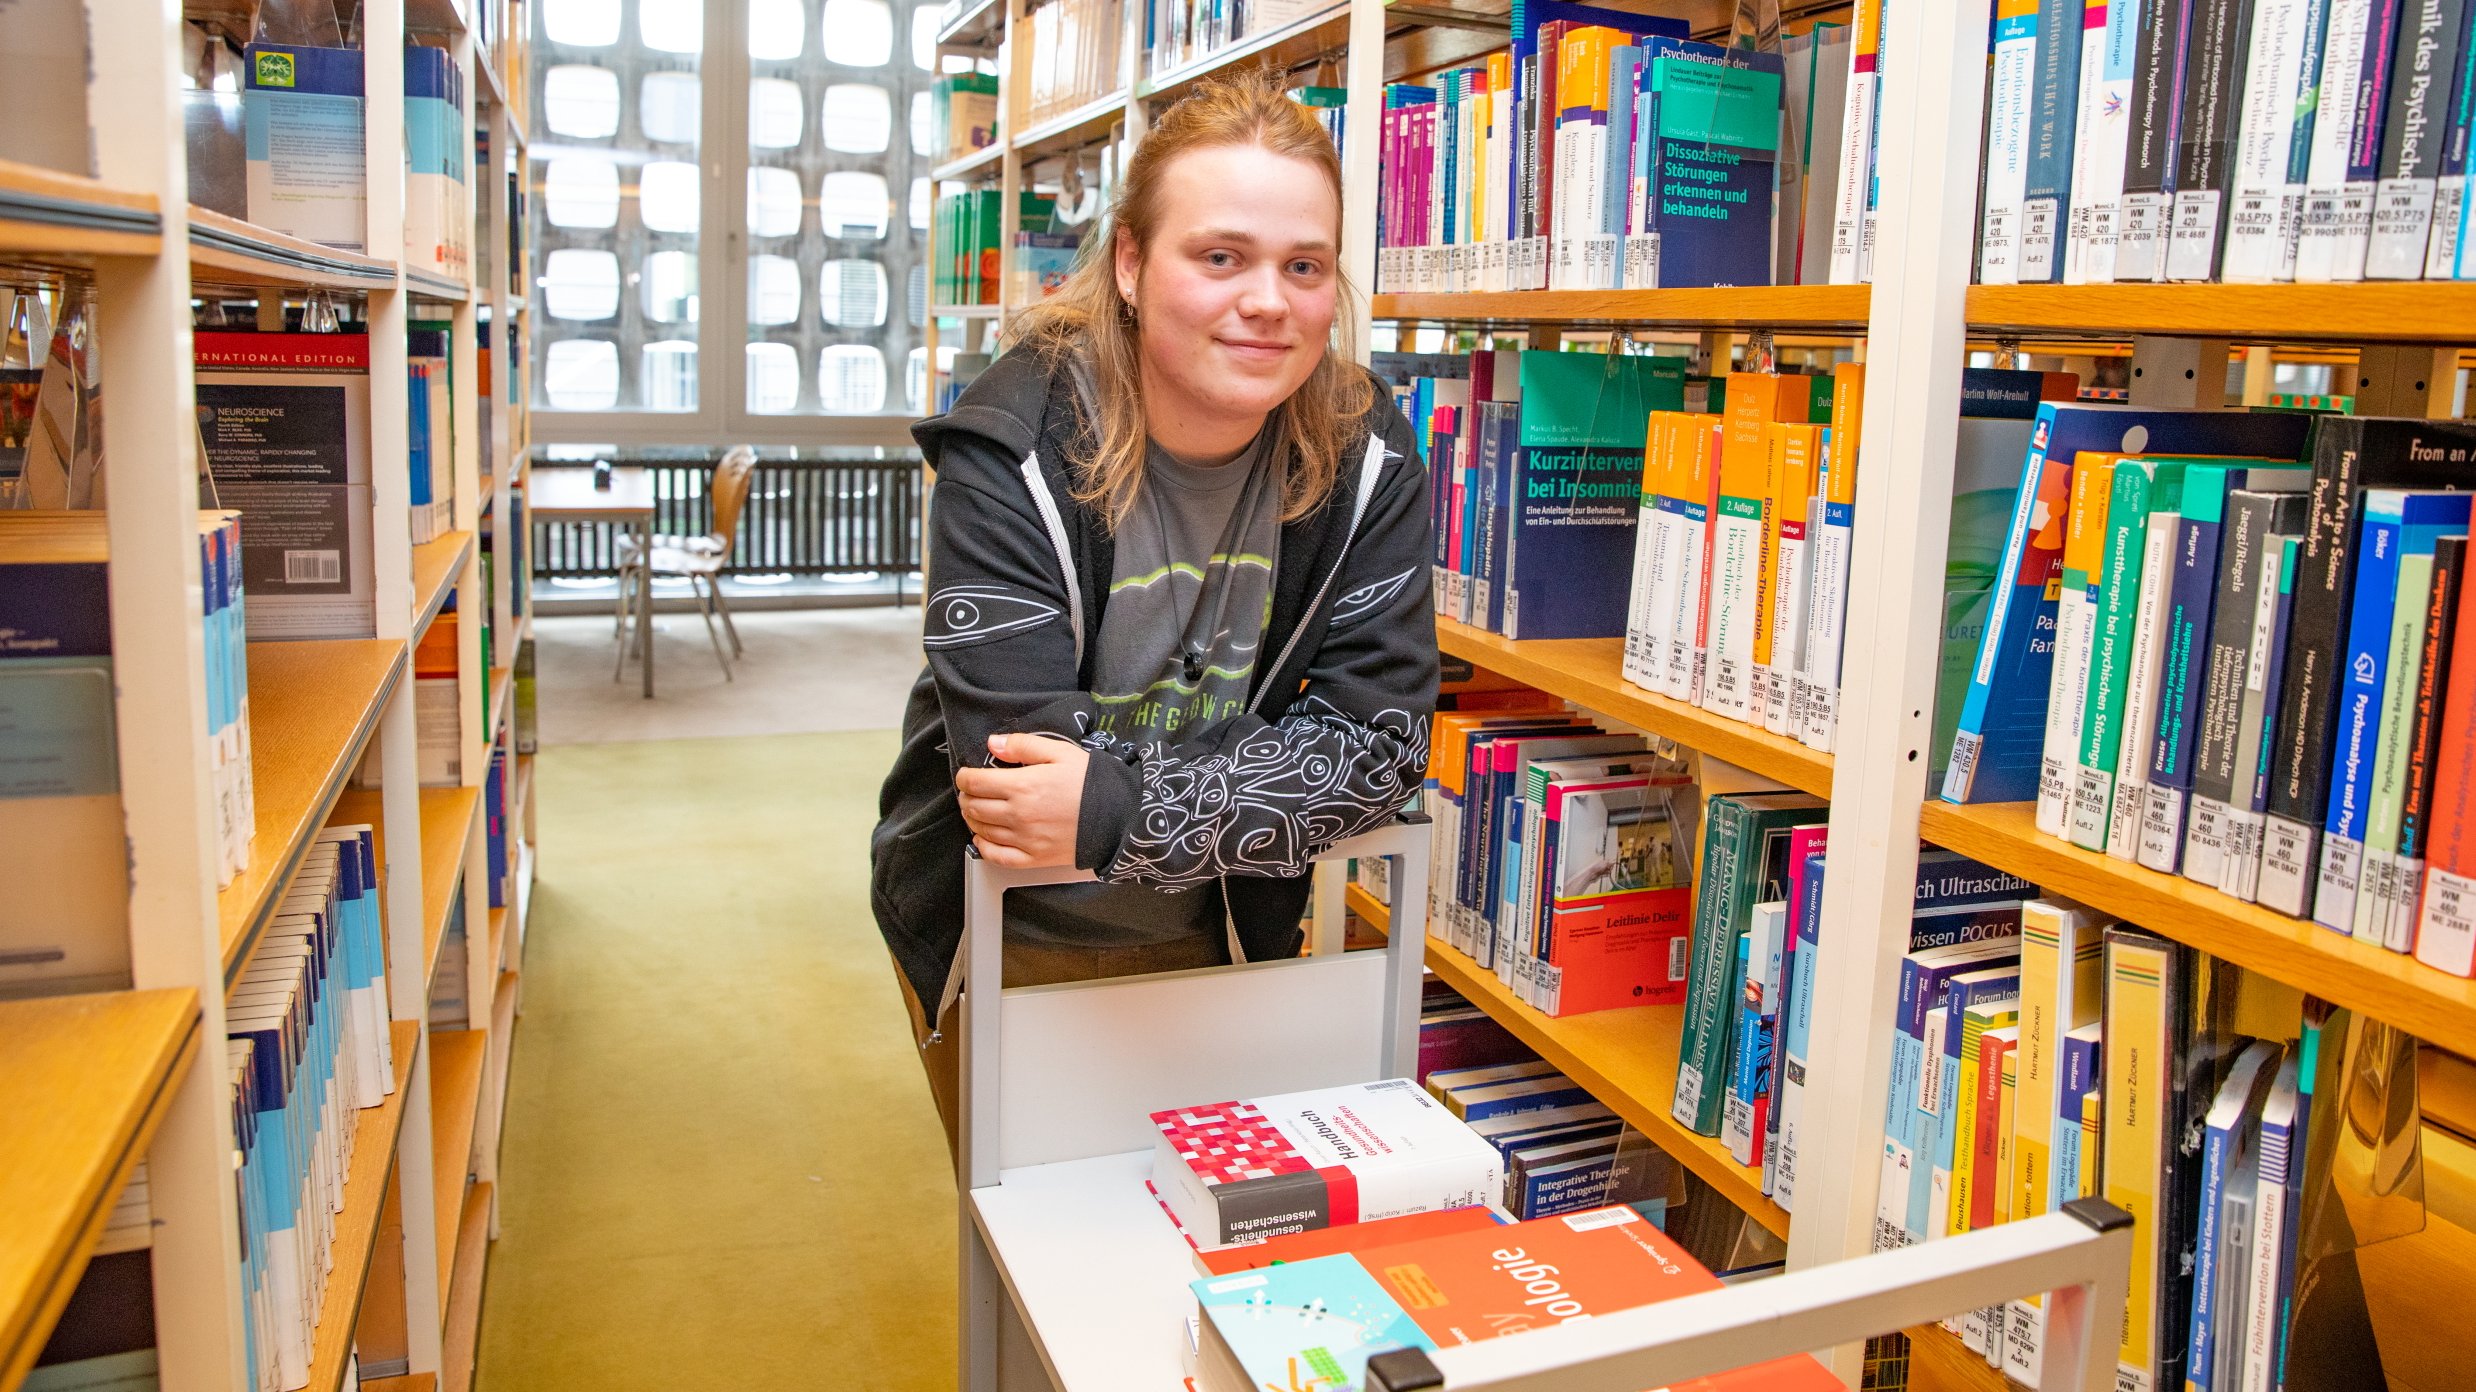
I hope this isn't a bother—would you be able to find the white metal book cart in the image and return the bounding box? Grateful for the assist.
[954,820,2134,1392]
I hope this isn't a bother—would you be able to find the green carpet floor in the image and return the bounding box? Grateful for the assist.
[476,731,955,1390]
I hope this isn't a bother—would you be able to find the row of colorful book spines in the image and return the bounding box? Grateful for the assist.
[1881,931,2312,1392]
[1940,416,2476,977]
[1971,0,2476,288]
[933,192,1058,305]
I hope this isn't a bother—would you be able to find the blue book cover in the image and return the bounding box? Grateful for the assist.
[1192,1255,1435,1389]
[1886,942,2022,1244]
[2020,0,2091,281]
[1943,405,2312,803]
[1503,352,1686,638]
[242,43,365,96]
[2054,1023,2101,1200]
[1478,404,1523,631]
[2314,489,2474,932]
[2187,1041,2280,1392]
[1636,39,1784,288]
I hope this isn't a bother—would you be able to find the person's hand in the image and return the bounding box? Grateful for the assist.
[955,733,1091,869]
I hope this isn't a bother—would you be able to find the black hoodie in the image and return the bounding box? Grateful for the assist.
[871,345,1438,1029]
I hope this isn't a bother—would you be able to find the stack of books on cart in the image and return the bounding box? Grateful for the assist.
[1145,1077,1836,1392]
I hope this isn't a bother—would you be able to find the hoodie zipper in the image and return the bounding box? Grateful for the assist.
[1248,431,1389,716]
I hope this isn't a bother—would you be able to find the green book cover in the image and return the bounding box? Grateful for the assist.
[1673,791,1826,1135]
[2352,550,2439,942]
[2067,459,2183,851]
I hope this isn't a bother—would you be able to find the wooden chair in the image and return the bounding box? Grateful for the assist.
[615,446,756,681]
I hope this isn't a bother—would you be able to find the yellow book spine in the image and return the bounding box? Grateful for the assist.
[2103,937,2171,1388]
[1951,1035,1985,1236]
[2079,1090,2100,1199]
[2013,914,2061,1229]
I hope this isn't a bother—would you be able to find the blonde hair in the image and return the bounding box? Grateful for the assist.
[1006,66,1373,529]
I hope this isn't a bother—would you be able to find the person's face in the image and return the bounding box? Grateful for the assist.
[1115,142,1341,458]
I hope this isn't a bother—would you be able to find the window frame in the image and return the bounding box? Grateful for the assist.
[532,0,927,449]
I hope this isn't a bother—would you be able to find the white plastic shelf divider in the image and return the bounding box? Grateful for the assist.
[967,1150,1195,1391]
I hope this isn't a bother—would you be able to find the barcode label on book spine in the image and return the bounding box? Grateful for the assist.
[1668,935,1691,983]
[2117,193,2167,280]
[2419,869,2476,973]
[2167,189,2224,281]
[2020,197,2060,281]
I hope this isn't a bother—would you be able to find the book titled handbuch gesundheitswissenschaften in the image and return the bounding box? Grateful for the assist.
[1151,1080,1505,1249]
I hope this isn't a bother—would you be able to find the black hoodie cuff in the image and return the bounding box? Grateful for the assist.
[1076,748,1141,872]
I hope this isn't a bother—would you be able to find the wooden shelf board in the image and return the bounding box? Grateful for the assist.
[438,1180,495,1392]
[1964,281,2476,345]
[1903,1320,2007,1392]
[1014,89,1130,162]
[188,206,396,290]
[0,989,200,1392]
[931,301,1004,318]
[406,268,472,303]
[302,1020,423,1392]
[0,158,162,261]
[934,0,1004,48]
[1436,617,1834,798]
[221,639,411,983]
[411,531,476,636]
[486,969,520,1141]
[488,665,515,741]
[423,788,484,992]
[1918,800,2476,1058]
[360,1377,438,1392]
[511,753,535,823]
[929,142,1005,183]
[1139,4,1350,104]
[429,1027,489,1307]
[1348,884,1789,1239]
[1371,286,1872,330]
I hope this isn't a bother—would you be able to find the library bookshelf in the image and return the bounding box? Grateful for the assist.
[1,1,539,1390]
[1309,1,2476,1386]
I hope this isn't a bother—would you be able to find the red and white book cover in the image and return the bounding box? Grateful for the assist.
[1150,1079,1505,1249]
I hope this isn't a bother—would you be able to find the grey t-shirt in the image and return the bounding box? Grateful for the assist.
[1006,429,1284,948]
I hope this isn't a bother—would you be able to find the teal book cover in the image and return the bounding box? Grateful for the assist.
[1503,351,1685,640]
[1192,1255,1435,1392]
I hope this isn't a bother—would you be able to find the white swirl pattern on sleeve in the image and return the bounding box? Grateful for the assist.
[1101,694,1430,890]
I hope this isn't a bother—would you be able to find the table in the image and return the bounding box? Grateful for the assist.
[530,466,658,698]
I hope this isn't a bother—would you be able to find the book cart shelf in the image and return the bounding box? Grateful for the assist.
[1,1,539,1390]
[1321,4,2476,1392]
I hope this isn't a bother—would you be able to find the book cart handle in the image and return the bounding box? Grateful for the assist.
[1363,1198,2135,1392]
[959,815,1433,1192]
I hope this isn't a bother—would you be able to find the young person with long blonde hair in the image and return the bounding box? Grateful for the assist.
[870,69,1437,1142]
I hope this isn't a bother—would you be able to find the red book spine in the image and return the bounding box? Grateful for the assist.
[193,331,372,371]
[2415,537,2476,974]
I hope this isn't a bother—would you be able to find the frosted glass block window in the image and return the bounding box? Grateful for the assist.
[749,254,803,324]
[818,345,889,412]
[820,84,892,154]
[906,345,956,411]
[544,339,621,409]
[819,259,888,326]
[750,77,805,148]
[640,72,701,144]
[909,89,932,157]
[906,263,926,325]
[643,250,699,321]
[821,0,894,66]
[749,0,806,59]
[816,171,889,238]
[909,175,929,229]
[542,248,621,320]
[641,341,699,410]
[747,341,802,412]
[543,0,620,46]
[544,156,621,228]
[641,0,704,53]
[911,5,939,69]
[639,162,701,233]
[543,64,621,138]
[748,167,805,237]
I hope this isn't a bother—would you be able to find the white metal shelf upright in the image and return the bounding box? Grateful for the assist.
[88,0,247,1384]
